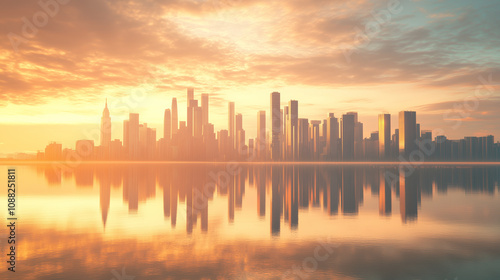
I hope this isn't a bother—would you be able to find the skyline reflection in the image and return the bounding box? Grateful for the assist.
[38,164,500,235]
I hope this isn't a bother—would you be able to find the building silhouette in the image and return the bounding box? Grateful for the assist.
[378,114,391,159]
[341,114,355,161]
[399,111,417,158]
[100,99,111,148]
[270,92,281,161]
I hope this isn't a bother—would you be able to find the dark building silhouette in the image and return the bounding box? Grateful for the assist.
[341,114,355,161]
[270,92,281,161]
[378,114,391,159]
[399,111,417,158]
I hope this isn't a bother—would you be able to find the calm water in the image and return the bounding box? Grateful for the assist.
[1,163,500,280]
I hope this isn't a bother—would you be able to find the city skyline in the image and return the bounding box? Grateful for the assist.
[1,1,500,157]
[5,89,499,161]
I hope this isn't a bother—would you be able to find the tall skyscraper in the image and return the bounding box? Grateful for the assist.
[128,113,140,160]
[378,114,391,159]
[235,113,243,152]
[228,102,235,150]
[100,99,111,147]
[257,111,266,160]
[347,112,363,159]
[164,109,171,141]
[188,99,198,136]
[287,100,298,160]
[326,113,339,160]
[123,120,129,150]
[236,113,243,132]
[298,119,309,160]
[399,111,417,158]
[201,93,209,127]
[310,120,321,160]
[270,92,281,161]
[193,106,203,138]
[341,114,355,161]
[171,98,178,137]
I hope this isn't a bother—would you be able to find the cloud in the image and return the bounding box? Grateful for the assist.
[0,0,499,108]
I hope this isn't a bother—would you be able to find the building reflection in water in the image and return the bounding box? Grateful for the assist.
[39,164,500,235]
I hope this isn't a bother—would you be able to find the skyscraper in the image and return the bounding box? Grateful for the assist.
[188,99,198,136]
[287,100,298,160]
[193,106,203,138]
[171,98,178,137]
[187,88,194,136]
[310,120,321,160]
[164,109,171,141]
[378,114,391,159]
[123,120,129,150]
[298,118,309,160]
[236,113,243,132]
[235,113,243,153]
[326,113,339,160]
[201,93,209,127]
[347,112,363,160]
[228,102,235,150]
[100,99,111,148]
[128,113,140,160]
[399,111,417,158]
[341,114,355,161]
[257,111,266,160]
[270,92,281,161]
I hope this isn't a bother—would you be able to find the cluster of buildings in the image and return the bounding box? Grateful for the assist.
[37,90,500,161]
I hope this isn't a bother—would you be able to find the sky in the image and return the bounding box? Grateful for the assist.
[1,0,500,155]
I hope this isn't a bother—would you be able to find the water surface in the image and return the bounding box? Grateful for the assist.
[1,164,499,280]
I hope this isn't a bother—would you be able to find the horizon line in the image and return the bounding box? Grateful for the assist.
[2,160,500,166]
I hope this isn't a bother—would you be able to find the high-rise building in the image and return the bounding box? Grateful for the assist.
[171,98,178,137]
[378,114,391,159]
[326,113,339,160]
[228,102,235,150]
[341,114,355,161]
[399,111,417,158]
[416,123,421,141]
[236,113,243,132]
[193,106,203,138]
[298,118,309,160]
[201,93,209,126]
[283,106,289,158]
[164,109,171,141]
[392,129,399,157]
[310,120,321,160]
[347,112,363,159]
[270,92,281,161]
[188,99,198,136]
[100,99,111,148]
[45,142,62,160]
[257,111,266,160]
[235,113,243,154]
[218,130,230,160]
[128,113,140,160]
[123,120,129,150]
[237,129,246,156]
[287,100,298,160]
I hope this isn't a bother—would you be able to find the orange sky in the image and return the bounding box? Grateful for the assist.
[1,0,499,155]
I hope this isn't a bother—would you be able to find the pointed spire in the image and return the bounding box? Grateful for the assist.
[105,98,108,108]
